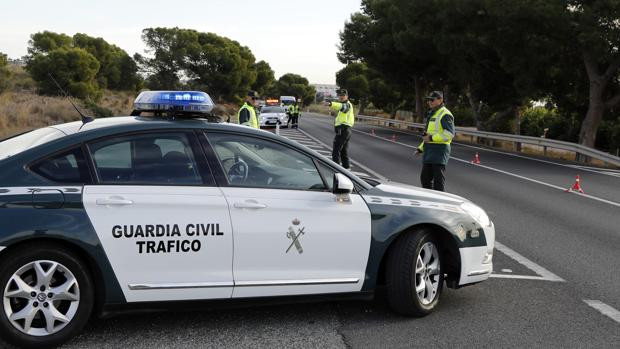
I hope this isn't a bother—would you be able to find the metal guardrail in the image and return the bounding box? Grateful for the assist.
[355,114,620,168]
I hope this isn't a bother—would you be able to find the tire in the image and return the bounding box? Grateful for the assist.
[0,243,94,348]
[385,228,444,316]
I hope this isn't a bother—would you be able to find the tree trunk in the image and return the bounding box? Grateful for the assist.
[579,53,620,148]
[414,76,423,123]
[358,98,367,115]
[465,84,482,130]
[579,90,605,148]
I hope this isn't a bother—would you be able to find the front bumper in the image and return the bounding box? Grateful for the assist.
[458,221,495,285]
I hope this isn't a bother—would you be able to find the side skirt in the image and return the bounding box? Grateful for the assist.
[99,291,375,319]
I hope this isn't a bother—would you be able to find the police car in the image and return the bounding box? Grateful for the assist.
[0,91,494,348]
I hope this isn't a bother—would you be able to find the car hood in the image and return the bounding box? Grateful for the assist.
[362,181,467,205]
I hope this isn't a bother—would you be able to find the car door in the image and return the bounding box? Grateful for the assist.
[82,131,234,302]
[204,132,371,298]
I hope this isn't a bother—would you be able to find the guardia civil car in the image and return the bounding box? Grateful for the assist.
[0,91,494,348]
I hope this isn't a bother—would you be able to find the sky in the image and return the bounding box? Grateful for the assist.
[0,0,362,84]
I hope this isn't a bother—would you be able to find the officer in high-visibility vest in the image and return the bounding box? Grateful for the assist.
[324,89,354,169]
[415,91,455,191]
[238,90,259,129]
[291,99,301,128]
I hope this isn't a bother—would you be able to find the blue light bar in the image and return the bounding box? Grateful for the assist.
[133,91,215,113]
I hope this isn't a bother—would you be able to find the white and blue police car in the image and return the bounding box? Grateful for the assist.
[0,91,494,348]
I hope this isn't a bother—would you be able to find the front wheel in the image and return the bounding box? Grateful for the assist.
[386,228,444,316]
[0,244,94,348]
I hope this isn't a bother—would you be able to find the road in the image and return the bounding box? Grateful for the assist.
[3,113,618,348]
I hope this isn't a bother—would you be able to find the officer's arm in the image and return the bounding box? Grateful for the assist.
[431,114,455,142]
[329,102,343,112]
[239,109,251,125]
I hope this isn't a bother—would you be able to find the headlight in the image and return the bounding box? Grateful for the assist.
[460,202,491,227]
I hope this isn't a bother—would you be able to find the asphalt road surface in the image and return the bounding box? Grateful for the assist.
[2,113,618,348]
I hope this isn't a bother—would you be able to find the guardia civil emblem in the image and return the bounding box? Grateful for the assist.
[286,218,306,254]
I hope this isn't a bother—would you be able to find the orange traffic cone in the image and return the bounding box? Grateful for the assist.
[471,152,481,164]
[565,175,585,193]
[371,129,376,136]
[391,134,397,142]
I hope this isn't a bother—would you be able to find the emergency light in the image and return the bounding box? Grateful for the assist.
[132,91,215,115]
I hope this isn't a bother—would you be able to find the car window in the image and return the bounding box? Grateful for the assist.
[89,133,203,185]
[316,161,336,191]
[207,133,325,191]
[30,147,91,184]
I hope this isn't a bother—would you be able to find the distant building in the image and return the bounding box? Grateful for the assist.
[312,84,338,101]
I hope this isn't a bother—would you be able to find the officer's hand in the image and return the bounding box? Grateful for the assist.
[322,101,331,106]
[422,134,432,142]
[414,149,422,156]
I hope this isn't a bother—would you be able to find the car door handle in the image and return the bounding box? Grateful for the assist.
[96,198,134,206]
[233,201,268,209]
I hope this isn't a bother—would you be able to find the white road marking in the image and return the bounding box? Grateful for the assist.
[450,157,620,208]
[501,269,513,273]
[493,241,564,282]
[298,128,387,181]
[583,300,620,324]
[349,127,620,208]
[354,124,620,178]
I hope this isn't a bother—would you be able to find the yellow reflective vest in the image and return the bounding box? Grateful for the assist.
[237,102,258,129]
[330,100,354,127]
[417,106,454,152]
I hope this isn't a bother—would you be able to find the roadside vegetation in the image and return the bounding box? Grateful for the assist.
[0,28,316,139]
[335,0,620,155]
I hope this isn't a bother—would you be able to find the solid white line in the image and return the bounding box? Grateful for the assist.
[355,123,620,178]
[583,300,620,324]
[450,157,620,207]
[298,128,388,181]
[349,128,620,208]
[489,274,554,281]
[494,241,565,282]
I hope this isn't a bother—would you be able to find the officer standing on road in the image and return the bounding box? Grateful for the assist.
[291,98,301,128]
[415,91,455,191]
[323,89,354,169]
[238,90,259,129]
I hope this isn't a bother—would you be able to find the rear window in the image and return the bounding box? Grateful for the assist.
[261,107,285,113]
[0,128,65,160]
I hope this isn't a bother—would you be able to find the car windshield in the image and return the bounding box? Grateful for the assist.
[0,127,65,160]
[261,107,285,113]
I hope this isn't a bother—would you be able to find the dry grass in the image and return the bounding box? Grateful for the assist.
[0,90,135,139]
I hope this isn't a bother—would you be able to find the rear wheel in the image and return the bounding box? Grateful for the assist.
[386,228,444,316]
[0,244,94,348]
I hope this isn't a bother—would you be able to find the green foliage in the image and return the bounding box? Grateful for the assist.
[83,99,114,118]
[73,33,142,91]
[26,47,101,100]
[252,60,276,96]
[25,31,141,99]
[336,63,370,107]
[28,31,72,56]
[0,53,10,93]
[136,27,257,102]
[338,0,620,152]
[275,73,315,106]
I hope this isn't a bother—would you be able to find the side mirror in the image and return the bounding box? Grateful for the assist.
[333,173,353,194]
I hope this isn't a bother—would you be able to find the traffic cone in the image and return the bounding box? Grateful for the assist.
[471,152,481,164]
[371,129,376,136]
[565,175,585,193]
[391,134,397,142]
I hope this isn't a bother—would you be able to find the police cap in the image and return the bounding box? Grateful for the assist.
[247,90,259,98]
[336,88,348,96]
[424,91,443,100]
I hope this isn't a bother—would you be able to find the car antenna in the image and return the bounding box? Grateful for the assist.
[48,73,94,125]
